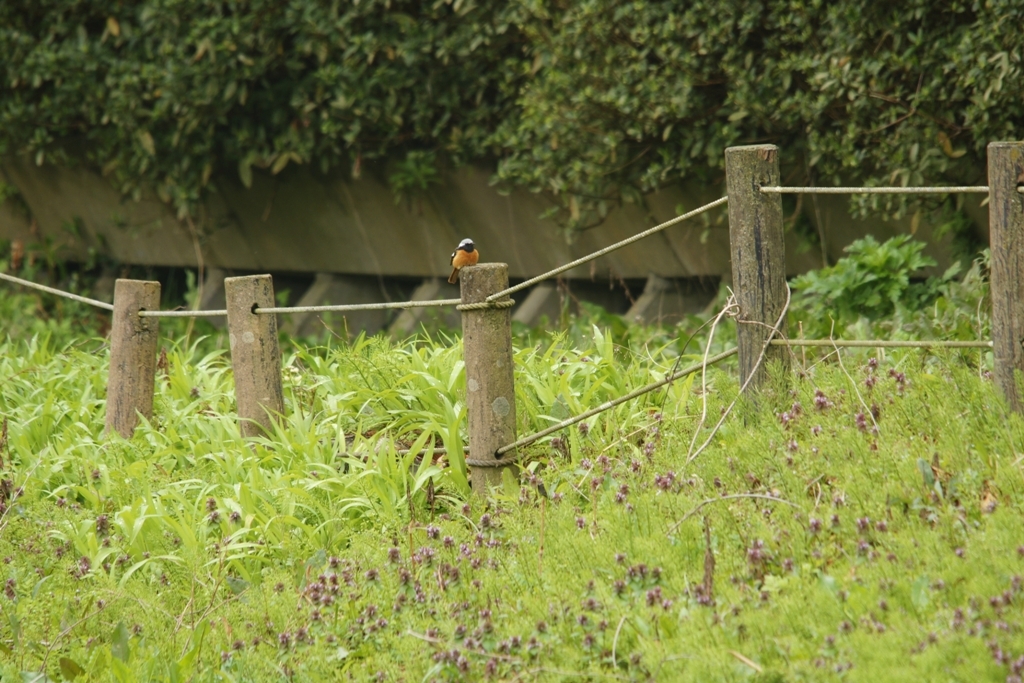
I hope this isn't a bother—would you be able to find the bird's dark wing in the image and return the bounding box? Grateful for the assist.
[449,250,456,266]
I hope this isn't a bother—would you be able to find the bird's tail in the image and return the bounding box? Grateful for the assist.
[448,268,460,285]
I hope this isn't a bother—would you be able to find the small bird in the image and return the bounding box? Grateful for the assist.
[448,238,479,284]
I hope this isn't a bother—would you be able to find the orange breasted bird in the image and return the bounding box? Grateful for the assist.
[448,238,479,284]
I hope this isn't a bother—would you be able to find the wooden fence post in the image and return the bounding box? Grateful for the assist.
[725,144,789,390]
[106,279,161,438]
[988,141,1024,412]
[225,275,284,437]
[459,264,517,493]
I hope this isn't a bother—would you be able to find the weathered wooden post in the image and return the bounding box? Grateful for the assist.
[459,264,517,493]
[106,279,161,438]
[988,141,1024,412]
[725,144,789,390]
[225,275,284,436]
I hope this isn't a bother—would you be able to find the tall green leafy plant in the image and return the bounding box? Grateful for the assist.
[790,235,961,336]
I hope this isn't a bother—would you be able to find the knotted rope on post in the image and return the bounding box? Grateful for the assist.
[456,299,515,312]
[464,454,520,468]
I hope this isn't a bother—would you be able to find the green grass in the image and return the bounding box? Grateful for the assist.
[1,280,1022,682]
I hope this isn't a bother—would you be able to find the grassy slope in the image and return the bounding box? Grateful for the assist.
[0,294,1022,682]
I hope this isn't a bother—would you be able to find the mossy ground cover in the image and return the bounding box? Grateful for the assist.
[1,287,1022,682]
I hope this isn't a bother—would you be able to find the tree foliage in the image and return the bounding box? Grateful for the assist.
[496,0,1024,227]
[1,0,1021,226]
[0,0,519,217]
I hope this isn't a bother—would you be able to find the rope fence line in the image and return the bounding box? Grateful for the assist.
[771,339,993,348]
[770,339,991,350]
[493,347,738,457]
[0,271,115,311]
[255,298,462,315]
[139,308,227,318]
[396,446,468,457]
[131,296,519,317]
[253,298,517,315]
[485,196,730,303]
[759,185,995,194]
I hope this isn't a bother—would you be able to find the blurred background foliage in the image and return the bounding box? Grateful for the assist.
[1,0,1021,227]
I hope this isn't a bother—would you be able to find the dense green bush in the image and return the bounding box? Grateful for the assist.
[1,0,1021,226]
[789,235,990,340]
[792,235,950,321]
[0,0,520,216]
[496,0,1023,227]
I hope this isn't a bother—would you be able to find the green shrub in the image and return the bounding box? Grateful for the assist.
[0,0,520,216]
[790,235,970,337]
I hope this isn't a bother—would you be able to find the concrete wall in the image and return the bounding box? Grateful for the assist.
[1,155,985,281]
